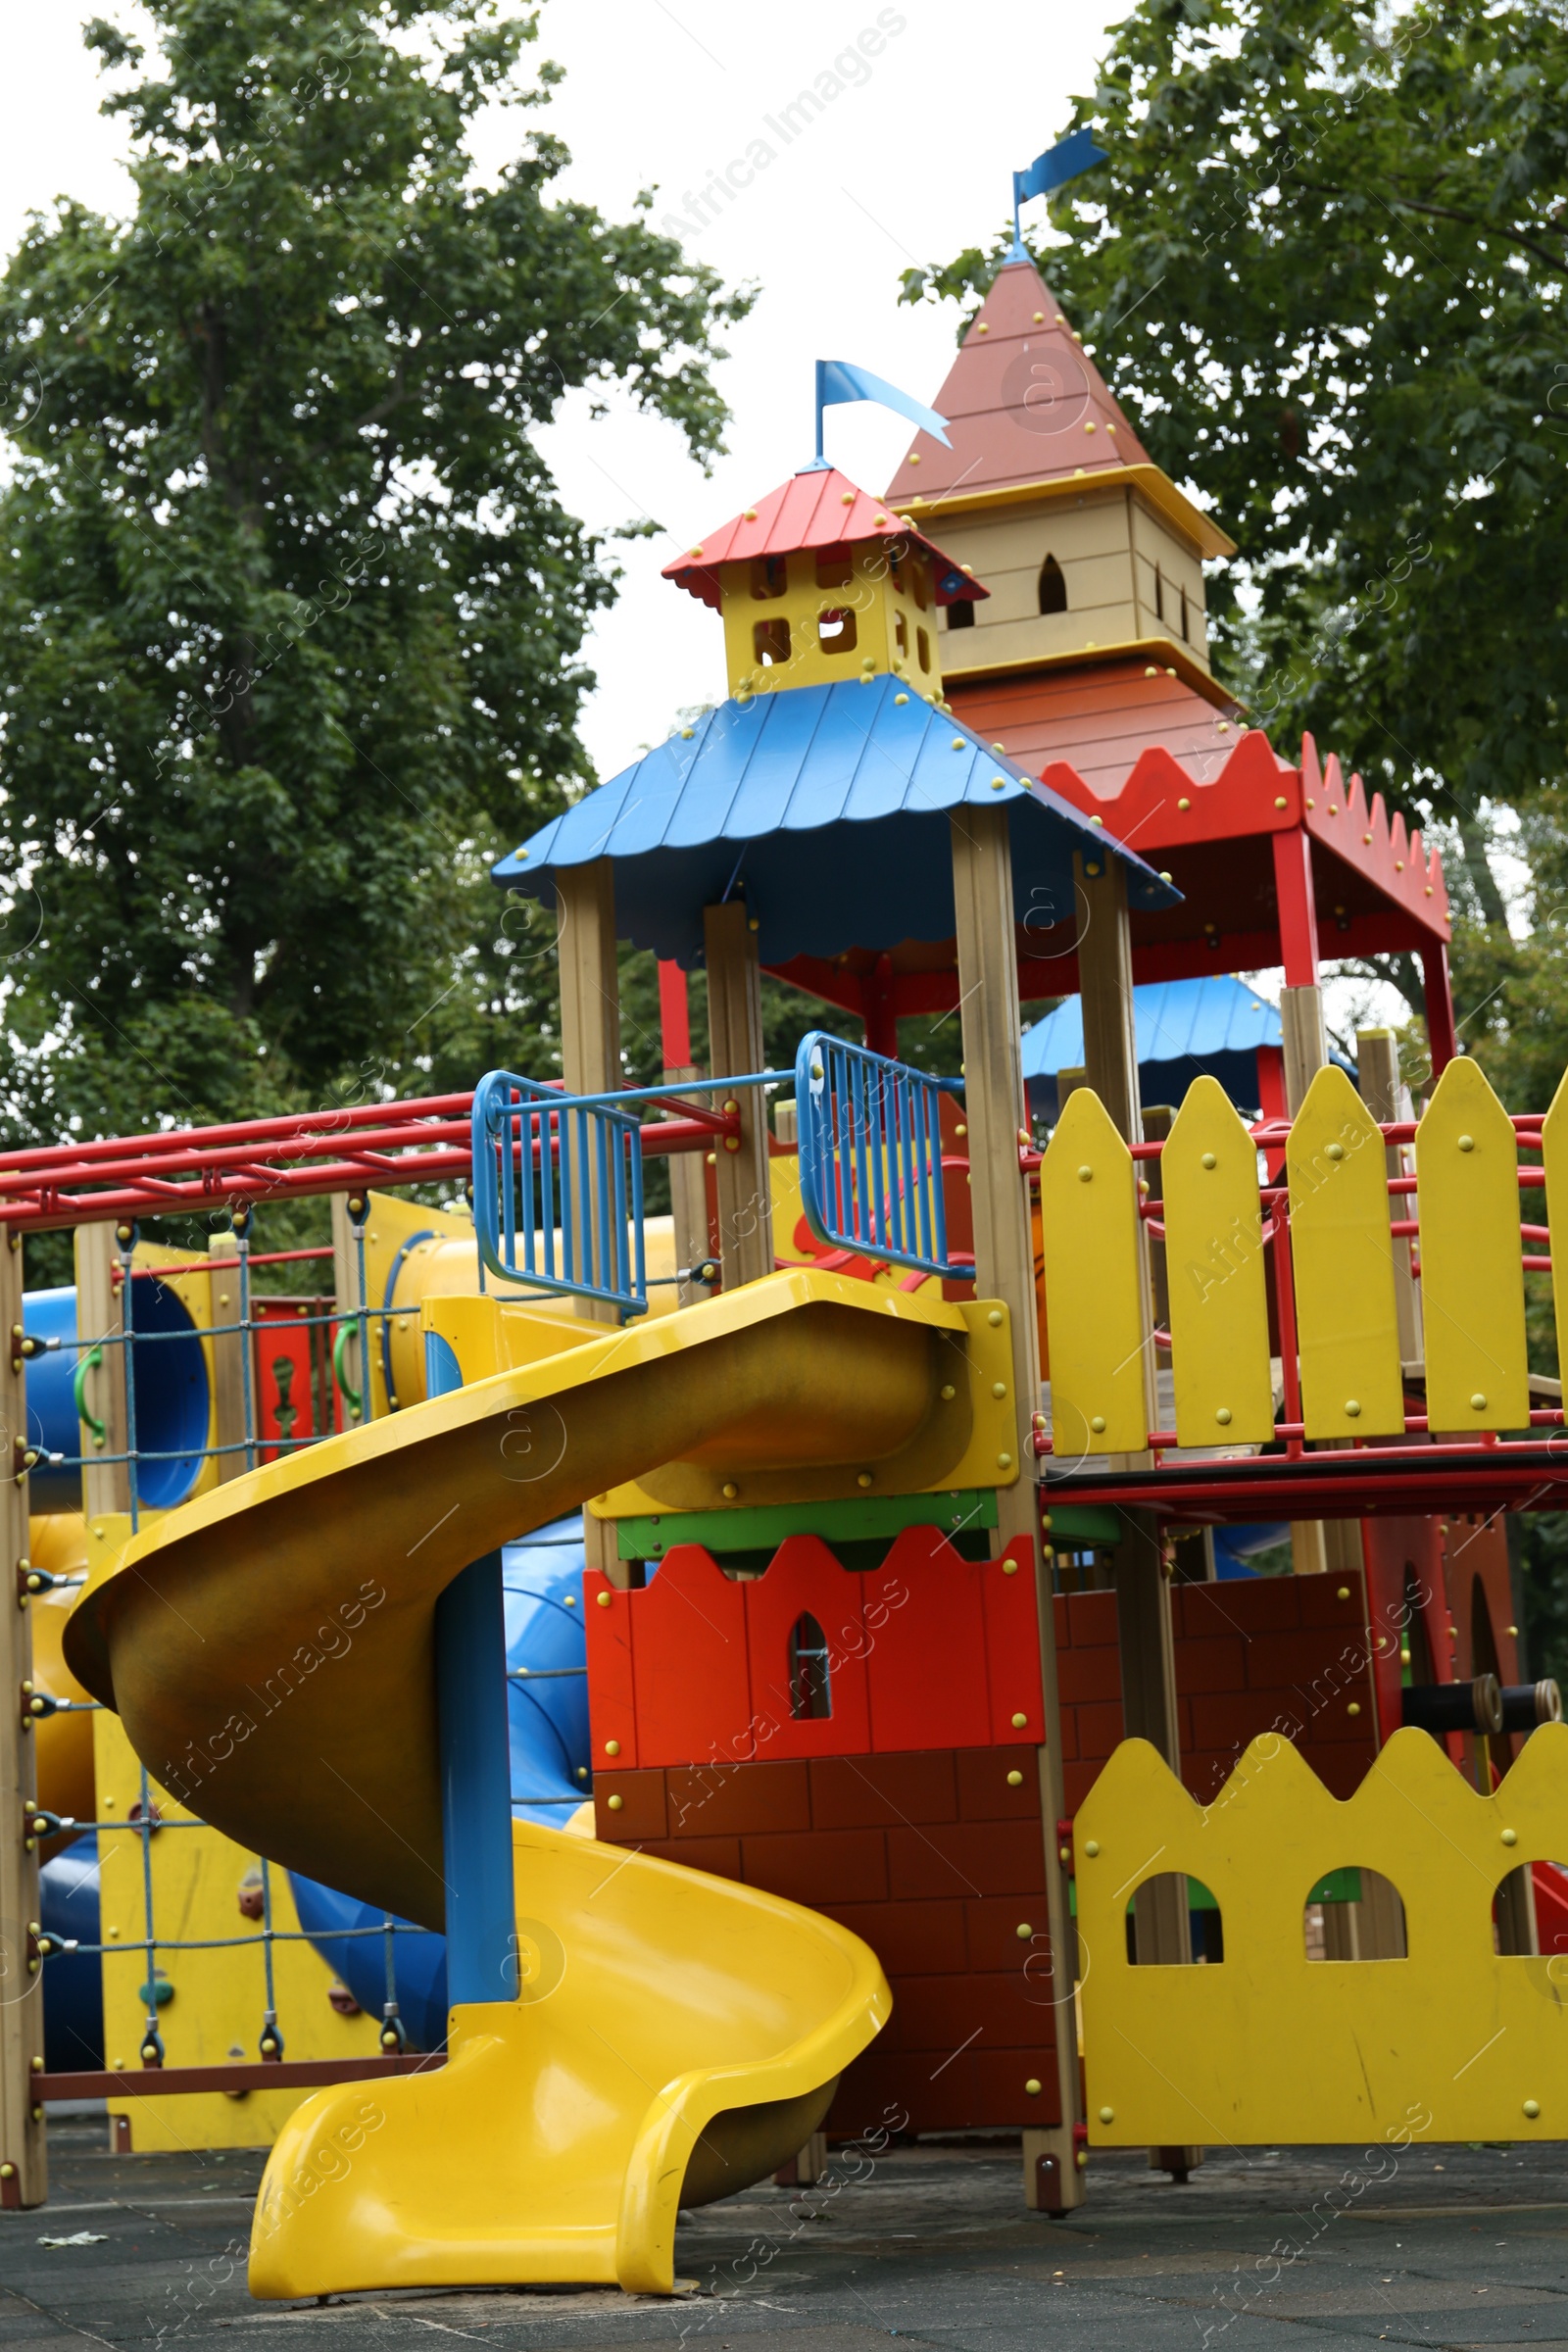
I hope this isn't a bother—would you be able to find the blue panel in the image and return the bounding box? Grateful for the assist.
[1021,975,1352,1116]
[492,677,1180,967]
[436,1552,518,2008]
[39,1833,105,2071]
[24,1281,211,1515]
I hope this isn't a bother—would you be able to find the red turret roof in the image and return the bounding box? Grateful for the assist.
[884,257,1152,505]
[662,465,988,612]
[884,260,1232,558]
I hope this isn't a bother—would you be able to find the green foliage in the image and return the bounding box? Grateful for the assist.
[901,0,1568,1079]
[0,0,749,1141]
[1520,1513,1568,1690]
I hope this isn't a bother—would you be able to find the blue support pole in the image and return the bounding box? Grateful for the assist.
[427,1331,516,2008]
[435,1552,517,2009]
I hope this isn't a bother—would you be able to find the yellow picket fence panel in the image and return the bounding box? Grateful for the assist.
[1162,1076,1273,1447]
[1040,1056,1547,1456]
[1544,1066,1568,1395]
[1288,1065,1404,1440]
[1416,1057,1529,1435]
[1038,1088,1149,1455]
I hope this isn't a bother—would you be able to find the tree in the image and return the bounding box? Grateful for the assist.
[0,0,749,1143]
[901,0,1568,1081]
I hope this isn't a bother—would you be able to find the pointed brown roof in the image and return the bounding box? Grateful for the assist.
[886,259,1233,558]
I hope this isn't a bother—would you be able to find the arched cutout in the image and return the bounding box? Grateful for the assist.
[788,1612,831,1719]
[1179,585,1190,641]
[1124,1873,1223,1964]
[1302,1866,1407,1960]
[916,626,930,672]
[816,606,858,656]
[1494,1861,1568,1955]
[1038,554,1067,614]
[754,616,791,667]
[1153,564,1165,623]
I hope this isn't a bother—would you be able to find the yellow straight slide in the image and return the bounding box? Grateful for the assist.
[65,1270,994,2297]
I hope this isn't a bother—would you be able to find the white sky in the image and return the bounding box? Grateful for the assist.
[0,0,1419,1035]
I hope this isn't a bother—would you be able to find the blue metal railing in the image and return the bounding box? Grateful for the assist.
[795,1031,965,1280]
[471,1072,648,1316]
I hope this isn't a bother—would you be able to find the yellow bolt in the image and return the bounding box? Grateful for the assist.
[1215,1406,1232,1426]
[1002,1558,1019,1575]
[1457,1134,1475,1152]
[1007,1770,1024,1787]
[1348,1701,1360,1716]
[1524,2098,1541,2119]
[1200,1152,1216,1170]
[1098,2104,1114,2125]
[1025,2079,1042,2096]
[992,1381,1007,1399]
[1011,1711,1028,1729]
[1077,1164,1093,1183]
[1326,1142,1345,1160]
[1085,1840,1100,1858]
[1337,1586,1350,1599]
[604,1740,620,1757]
[1090,1415,1105,1434]
[1471,1393,1488,1411]
[595,1592,612,1609]
[998,1452,1012,1470]
[1502,1828,1518,1846]
[722,1482,739,1499]
[607,1794,623,1812]
[1016,1923,1033,1939]
[940,1384,956,1400]
[1345,1398,1361,1418]
[987,1308,1003,1327]
[858,1472,873,1489]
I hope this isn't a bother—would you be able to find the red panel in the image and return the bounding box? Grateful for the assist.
[593,1770,665,1841]
[955,1745,1039,1821]
[629,1544,752,1767]
[888,1820,1046,1902]
[824,1899,968,1975]
[864,1528,991,1753]
[740,1828,889,1906]
[583,1568,639,1770]
[981,1537,1046,1745]
[1272,825,1320,987]
[252,1298,326,1463]
[664,1759,809,1837]
[808,1751,957,1829]
[742,1536,871,1759]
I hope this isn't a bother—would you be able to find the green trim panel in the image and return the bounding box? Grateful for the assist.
[616,1487,1000,1561]
[1042,1502,1121,1544]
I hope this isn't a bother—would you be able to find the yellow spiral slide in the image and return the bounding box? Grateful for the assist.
[65,1269,1003,2297]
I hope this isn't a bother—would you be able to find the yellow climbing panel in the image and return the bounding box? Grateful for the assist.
[1076,1727,1568,2147]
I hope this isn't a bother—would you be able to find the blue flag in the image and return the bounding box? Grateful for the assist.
[814,360,951,466]
[1010,128,1108,258]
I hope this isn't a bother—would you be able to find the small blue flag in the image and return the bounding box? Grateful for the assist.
[1009,128,1108,258]
[813,360,951,466]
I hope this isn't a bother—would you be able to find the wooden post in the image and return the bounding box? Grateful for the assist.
[662,1065,714,1309]
[556,860,623,1321]
[0,1225,45,2206]
[208,1236,250,1483]
[1357,1028,1422,1367]
[951,808,1083,2214]
[74,1222,129,1520]
[1075,851,1197,2171]
[702,902,772,1292]
[1278,989,1363,1581]
[1076,855,1141,1145]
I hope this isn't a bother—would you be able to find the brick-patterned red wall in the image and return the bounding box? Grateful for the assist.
[593,1745,1060,2135]
[1054,1572,1383,1811]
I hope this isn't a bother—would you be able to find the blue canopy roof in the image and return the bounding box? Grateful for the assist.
[1023,975,1314,1116]
[493,677,1179,969]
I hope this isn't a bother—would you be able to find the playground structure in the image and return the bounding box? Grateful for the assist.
[0,251,1562,2289]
